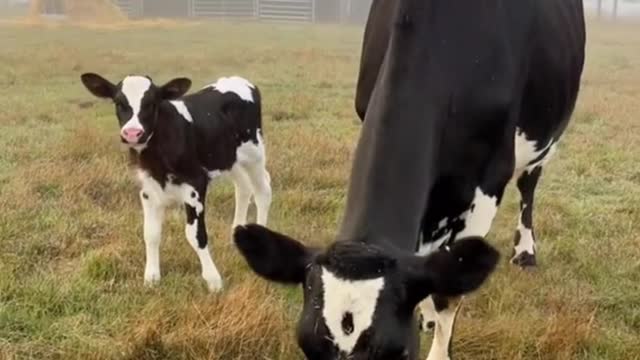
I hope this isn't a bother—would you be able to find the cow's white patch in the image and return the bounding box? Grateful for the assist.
[185,219,223,292]
[208,76,255,102]
[514,206,536,257]
[169,100,193,122]
[121,76,152,130]
[417,230,451,256]
[236,131,266,165]
[456,187,498,239]
[321,268,384,354]
[137,170,200,211]
[131,143,148,153]
[514,128,555,174]
[418,295,438,331]
[425,303,459,360]
[207,169,224,180]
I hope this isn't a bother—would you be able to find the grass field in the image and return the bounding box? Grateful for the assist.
[0,17,639,360]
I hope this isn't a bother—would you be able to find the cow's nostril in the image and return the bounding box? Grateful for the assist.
[122,128,144,140]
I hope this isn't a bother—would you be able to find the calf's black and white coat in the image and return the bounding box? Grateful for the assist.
[81,73,271,291]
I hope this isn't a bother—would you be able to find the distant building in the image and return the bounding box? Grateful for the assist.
[113,0,373,24]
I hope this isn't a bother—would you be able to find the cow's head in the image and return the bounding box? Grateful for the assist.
[233,224,499,360]
[80,73,191,149]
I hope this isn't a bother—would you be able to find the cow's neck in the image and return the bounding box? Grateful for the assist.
[337,53,440,253]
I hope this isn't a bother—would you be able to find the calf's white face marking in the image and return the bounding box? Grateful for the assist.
[321,268,385,354]
[208,76,255,102]
[121,76,152,132]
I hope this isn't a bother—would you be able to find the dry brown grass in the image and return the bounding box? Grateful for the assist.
[120,282,296,360]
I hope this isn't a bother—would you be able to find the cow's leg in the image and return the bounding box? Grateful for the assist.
[230,165,253,230]
[511,165,542,267]
[423,189,501,360]
[243,161,272,226]
[140,189,165,286]
[425,295,462,360]
[425,169,510,359]
[183,182,223,292]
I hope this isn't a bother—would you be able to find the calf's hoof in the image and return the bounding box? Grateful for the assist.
[144,272,161,287]
[204,273,224,293]
[510,252,537,269]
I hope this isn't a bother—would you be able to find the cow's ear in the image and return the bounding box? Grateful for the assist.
[160,77,191,100]
[81,73,116,99]
[402,237,499,304]
[233,224,318,284]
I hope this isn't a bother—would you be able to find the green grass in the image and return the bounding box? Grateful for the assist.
[0,18,639,360]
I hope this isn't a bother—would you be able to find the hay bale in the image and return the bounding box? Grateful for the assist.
[30,0,127,23]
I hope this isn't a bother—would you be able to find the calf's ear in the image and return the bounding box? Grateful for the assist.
[233,224,317,284]
[160,78,191,100]
[80,73,116,99]
[403,237,500,304]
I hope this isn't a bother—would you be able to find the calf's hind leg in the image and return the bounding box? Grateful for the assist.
[244,161,272,226]
[230,166,253,230]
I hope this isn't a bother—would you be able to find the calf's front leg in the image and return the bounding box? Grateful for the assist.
[183,183,223,292]
[140,189,165,286]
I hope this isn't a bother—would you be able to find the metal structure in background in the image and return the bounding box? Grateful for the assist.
[191,0,257,18]
[112,0,372,24]
[258,0,314,22]
[114,0,143,18]
[597,0,621,18]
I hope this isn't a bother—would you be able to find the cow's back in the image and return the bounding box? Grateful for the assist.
[181,84,263,172]
[516,0,586,143]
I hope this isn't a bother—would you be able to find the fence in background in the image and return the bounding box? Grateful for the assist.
[114,0,142,18]
[112,0,371,24]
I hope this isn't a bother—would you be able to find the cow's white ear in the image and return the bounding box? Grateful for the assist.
[160,78,191,100]
[234,224,317,284]
[81,73,116,99]
[402,237,499,304]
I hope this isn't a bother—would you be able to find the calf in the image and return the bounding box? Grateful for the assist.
[80,73,272,291]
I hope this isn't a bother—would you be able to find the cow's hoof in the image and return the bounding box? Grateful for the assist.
[511,252,537,269]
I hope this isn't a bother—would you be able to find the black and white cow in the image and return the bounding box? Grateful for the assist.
[80,73,272,292]
[234,0,586,359]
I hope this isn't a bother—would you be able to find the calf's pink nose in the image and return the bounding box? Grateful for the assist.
[121,127,144,143]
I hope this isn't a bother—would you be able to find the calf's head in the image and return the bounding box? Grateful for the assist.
[233,224,499,360]
[80,73,191,148]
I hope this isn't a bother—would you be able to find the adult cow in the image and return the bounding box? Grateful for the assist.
[235,0,586,359]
